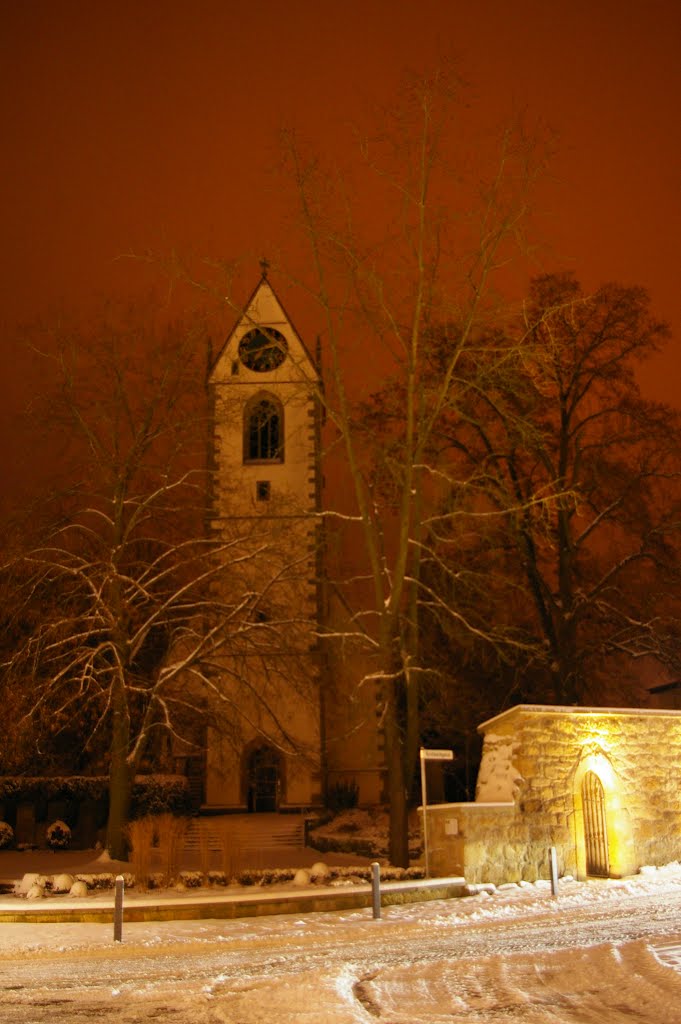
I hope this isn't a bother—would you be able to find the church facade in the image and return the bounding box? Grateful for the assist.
[201,271,383,814]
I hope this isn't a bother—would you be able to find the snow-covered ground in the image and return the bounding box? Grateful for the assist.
[2,864,681,1021]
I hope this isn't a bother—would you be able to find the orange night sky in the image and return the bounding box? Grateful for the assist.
[1,0,680,494]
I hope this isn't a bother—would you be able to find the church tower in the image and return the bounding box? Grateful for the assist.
[204,268,323,812]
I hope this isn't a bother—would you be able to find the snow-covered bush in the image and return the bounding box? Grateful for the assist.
[310,861,330,882]
[207,870,229,887]
[308,806,422,860]
[75,872,133,890]
[0,821,14,849]
[235,868,297,887]
[51,873,75,893]
[16,872,45,895]
[46,819,71,850]
[235,869,260,886]
[131,776,193,817]
[179,871,204,888]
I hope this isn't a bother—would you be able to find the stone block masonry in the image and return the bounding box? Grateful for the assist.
[422,706,681,885]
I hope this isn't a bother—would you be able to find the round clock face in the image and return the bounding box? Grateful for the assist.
[238,327,288,372]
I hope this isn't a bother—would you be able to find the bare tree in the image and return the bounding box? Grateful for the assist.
[437,273,681,705]
[2,309,316,858]
[283,68,546,866]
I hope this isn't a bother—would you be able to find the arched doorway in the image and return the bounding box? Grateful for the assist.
[246,745,281,812]
[581,770,610,877]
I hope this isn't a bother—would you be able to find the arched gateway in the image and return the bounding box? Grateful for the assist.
[581,770,610,877]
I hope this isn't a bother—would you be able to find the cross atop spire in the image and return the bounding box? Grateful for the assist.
[259,256,270,279]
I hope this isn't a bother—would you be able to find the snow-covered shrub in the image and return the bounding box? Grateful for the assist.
[75,872,133,890]
[238,868,255,885]
[16,872,44,895]
[69,880,88,898]
[0,776,105,805]
[380,866,424,881]
[255,869,294,885]
[308,806,422,861]
[46,819,71,850]
[207,870,229,887]
[179,871,204,888]
[308,807,387,857]
[235,869,261,886]
[130,776,193,817]
[51,873,75,893]
[233,868,297,887]
[0,821,14,849]
[17,873,49,899]
[310,861,329,882]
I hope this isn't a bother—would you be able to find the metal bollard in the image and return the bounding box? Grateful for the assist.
[371,861,381,919]
[113,874,124,942]
[549,846,559,897]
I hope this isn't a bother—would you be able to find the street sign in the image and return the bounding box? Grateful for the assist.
[420,747,454,878]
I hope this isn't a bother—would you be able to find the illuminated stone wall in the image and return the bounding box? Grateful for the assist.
[422,706,681,884]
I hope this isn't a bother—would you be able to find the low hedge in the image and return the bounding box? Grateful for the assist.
[0,775,192,819]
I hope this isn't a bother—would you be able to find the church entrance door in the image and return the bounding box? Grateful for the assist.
[246,745,281,812]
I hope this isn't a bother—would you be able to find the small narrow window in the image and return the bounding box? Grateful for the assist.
[256,480,271,501]
[245,396,284,462]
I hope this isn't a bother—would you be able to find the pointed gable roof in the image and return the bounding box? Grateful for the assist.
[210,272,318,384]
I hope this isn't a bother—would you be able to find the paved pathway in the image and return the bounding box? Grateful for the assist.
[651,939,681,973]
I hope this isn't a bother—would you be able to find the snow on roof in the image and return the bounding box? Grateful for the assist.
[478,703,681,733]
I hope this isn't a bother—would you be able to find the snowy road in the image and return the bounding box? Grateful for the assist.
[2,871,681,1021]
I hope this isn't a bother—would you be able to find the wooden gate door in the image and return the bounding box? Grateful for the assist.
[582,770,609,877]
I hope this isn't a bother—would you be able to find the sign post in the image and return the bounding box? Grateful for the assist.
[420,748,453,878]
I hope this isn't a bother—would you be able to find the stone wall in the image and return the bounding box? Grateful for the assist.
[422,706,681,884]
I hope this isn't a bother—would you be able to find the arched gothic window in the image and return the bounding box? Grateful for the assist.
[244,395,283,462]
